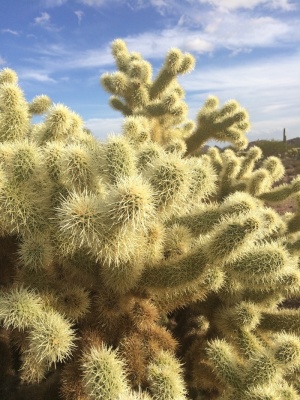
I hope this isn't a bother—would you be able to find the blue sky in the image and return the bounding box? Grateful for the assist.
[1,0,299,144]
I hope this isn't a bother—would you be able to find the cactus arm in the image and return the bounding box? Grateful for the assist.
[139,247,208,289]
[259,179,300,203]
[206,339,243,390]
[259,309,300,333]
[185,97,250,155]
[147,350,188,400]
[81,343,130,400]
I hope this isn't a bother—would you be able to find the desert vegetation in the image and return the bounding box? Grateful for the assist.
[1,39,300,400]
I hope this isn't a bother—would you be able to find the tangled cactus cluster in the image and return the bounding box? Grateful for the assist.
[1,39,300,400]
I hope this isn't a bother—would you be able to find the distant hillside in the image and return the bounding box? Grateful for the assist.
[197,137,300,156]
[249,137,300,148]
[285,137,300,147]
[246,137,300,157]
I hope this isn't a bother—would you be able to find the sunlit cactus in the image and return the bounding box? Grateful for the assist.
[54,190,104,254]
[28,94,52,115]
[147,350,187,400]
[185,96,250,154]
[1,40,300,400]
[0,81,30,141]
[149,48,195,100]
[0,67,18,85]
[0,287,44,331]
[80,343,129,400]
[100,40,250,151]
[236,145,262,179]
[102,134,137,184]
[122,115,151,144]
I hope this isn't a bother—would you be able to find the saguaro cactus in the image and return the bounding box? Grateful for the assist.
[0,40,300,400]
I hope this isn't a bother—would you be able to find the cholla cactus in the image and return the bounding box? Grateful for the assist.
[101,39,250,153]
[0,40,300,400]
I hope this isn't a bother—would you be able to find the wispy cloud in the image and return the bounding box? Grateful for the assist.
[179,52,300,141]
[18,70,57,83]
[35,0,299,50]
[38,0,298,13]
[0,56,6,65]
[123,29,214,58]
[34,12,51,26]
[130,1,299,51]
[115,15,297,59]
[198,0,296,11]
[16,29,210,78]
[34,12,61,32]
[208,15,294,51]
[79,0,120,5]
[74,10,85,24]
[20,11,298,78]
[1,28,19,35]
[26,44,112,71]
[41,0,68,7]
[180,53,300,94]
[30,43,69,57]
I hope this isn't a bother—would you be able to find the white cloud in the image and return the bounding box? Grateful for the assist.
[182,37,214,53]
[34,12,51,26]
[89,0,297,60]
[120,29,214,58]
[0,56,6,65]
[74,10,85,24]
[34,12,61,32]
[36,0,298,13]
[132,0,299,51]
[116,14,296,60]
[272,0,297,9]
[208,15,293,51]
[18,70,56,83]
[1,28,19,35]
[198,0,296,11]
[181,53,300,94]
[23,12,297,79]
